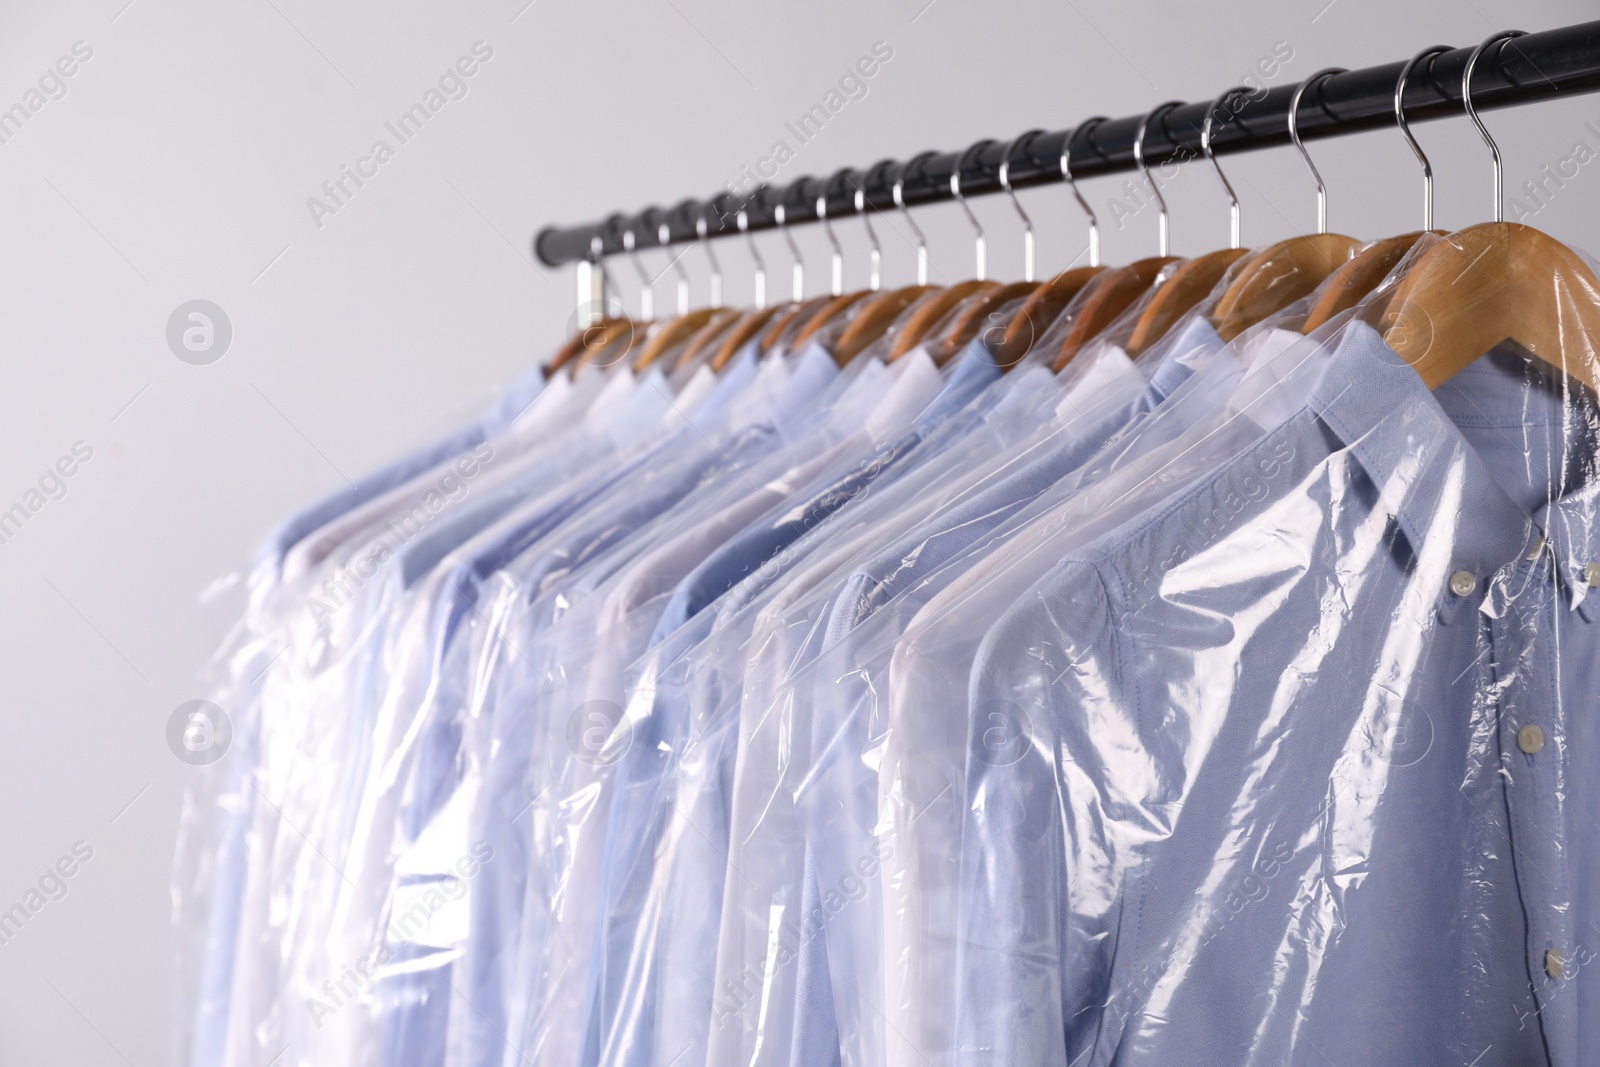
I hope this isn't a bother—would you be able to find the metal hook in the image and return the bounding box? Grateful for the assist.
[951,142,989,281]
[1133,101,1185,256]
[893,153,933,285]
[1464,30,1527,223]
[695,209,722,308]
[621,220,654,321]
[737,207,766,309]
[854,181,882,292]
[1061,119,1105,268]
[773,200,804,301]
[1395,46,1451,230]
[1288,68,1346,234]
[657,217,690,315]
[817,184,844,296]
[998,132,1040,281]
[1202,90,1246,249]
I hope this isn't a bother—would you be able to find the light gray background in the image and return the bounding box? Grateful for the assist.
[1,0,1595,1062]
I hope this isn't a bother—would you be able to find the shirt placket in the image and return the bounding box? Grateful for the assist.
[1488,543,1577,1065]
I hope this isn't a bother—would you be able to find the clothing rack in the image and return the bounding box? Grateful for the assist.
[534,19,1600,281]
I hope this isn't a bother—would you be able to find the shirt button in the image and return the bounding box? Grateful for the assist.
[1450,571,1477,597]
[1585,562,1600,587]
[1518,724,1546,754]
[1547,948,1565,979]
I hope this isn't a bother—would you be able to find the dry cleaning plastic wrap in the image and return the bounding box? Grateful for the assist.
[181,230,1600,1067]
[917,258,1598,1062]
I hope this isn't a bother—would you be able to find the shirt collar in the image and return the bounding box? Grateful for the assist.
[1310,322,1600,622]
[915,335,1004,430]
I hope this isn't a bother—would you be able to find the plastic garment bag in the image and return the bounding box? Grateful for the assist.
[586,345,1071,1067]
[443,339,890,1067]
[890,246,1600,1065]
[171,358,549,1067]
[697,265,1270,1067]
[235,365,677,1067]
[502,343,969,1067]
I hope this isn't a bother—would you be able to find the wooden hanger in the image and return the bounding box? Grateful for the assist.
[1126,248,1250,354]
[760,295,831,355]
[1054,101,1189,370]
[1052,256,1180,371]
[791,290,873,349]
[1300,231,1437,334]
[1301,46,1457,334]
[709,304,784,371]
[1209,233,1357,340]
[991,266,1105,368]
[633,307,720,371]
[547,316,634,376]
[928,280,1041,365]
[1381,221,1600,392]
[1125,88,1258,355]
[833,285,937,363]
[670,308,741,374]
[1383,34,1600,392]
[889,281,993,359]
[1211,68,1360,341]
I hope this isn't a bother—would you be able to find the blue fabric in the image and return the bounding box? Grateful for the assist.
[446,344,844,1067]
[649,341,1004,646]
[791,319,1226,1067]
[960,322,1597,1067]
[579,341,1002,1067]
[187,362,546,1067]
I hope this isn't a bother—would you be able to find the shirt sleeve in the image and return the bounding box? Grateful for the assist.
[958,558,1129,1067]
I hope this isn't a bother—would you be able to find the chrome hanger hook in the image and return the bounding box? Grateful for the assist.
[773,201,804,300]
[893,154,933,285]
[854,182,882,292]
[1288,68,1346,235]
[1061,118,1105,267]
[1133,100,1184,257]
[621,221,654,321]
[1202,90,1246,249]
[951,142,988,281]
[737,208,766,309]
[998,132,1040,281]
[1464,30,1527,224]
[1396,46,1451,230]
[851,171,889,295]
[817,184,844,296]
[696,210,723,308]
[658,218,690,315]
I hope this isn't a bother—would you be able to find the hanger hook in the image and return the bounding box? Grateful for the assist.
[695,209,722,308]
[1289,68,1346,235]
[893,152,934,286]
[773,197,804,301]
[853,175,882,293]
[1061,118,1105,268]
[1202,90,1246,249]
[1395,46,1451,231]
[657,215,690,316]
[816,180,844,296]
[1464,30,1526,224]
[1133,100,1184,257]
[621,218,654,321]
[998,131,1040,281]
[737,206,766,309]
[951,141,989,281]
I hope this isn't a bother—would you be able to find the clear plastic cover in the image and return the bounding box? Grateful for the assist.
[177,230,1600,1067]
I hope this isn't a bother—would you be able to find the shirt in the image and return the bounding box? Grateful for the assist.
[961,320,1599,1067]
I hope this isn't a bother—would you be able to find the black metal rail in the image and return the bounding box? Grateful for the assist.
[534,20,1600,267]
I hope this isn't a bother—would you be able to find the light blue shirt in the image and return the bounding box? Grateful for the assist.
[961,322,1597,1066]
[578,340,1005,1067]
